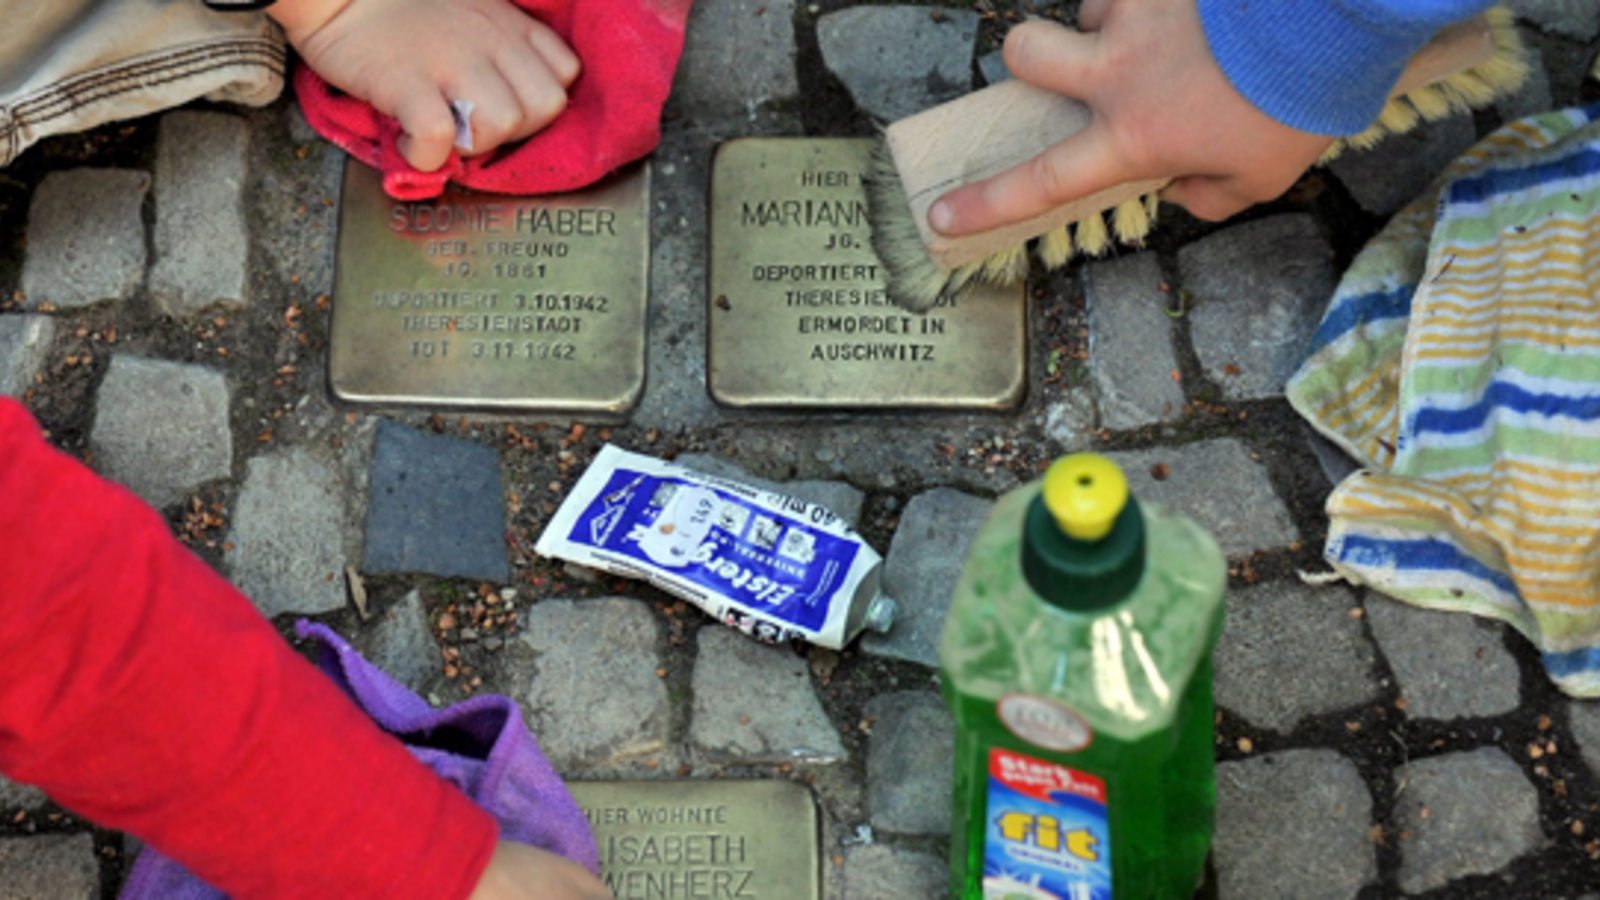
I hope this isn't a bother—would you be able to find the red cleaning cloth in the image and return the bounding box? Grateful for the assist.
[294,0,692,200]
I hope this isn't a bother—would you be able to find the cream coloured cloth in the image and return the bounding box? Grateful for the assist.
[0,0,284,167]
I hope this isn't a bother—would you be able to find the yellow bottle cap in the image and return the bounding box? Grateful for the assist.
[1042,454,1128,542]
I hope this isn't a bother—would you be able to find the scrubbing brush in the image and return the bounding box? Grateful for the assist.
[870,7,1529,312]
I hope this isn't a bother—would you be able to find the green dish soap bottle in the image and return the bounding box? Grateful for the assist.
[939,453,1227,900]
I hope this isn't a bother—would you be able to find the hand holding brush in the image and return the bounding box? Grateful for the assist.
[931,0,1334,238]
[870,0,1525,311]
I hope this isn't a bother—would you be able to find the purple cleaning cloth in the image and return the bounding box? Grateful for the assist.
[120,621,597,899]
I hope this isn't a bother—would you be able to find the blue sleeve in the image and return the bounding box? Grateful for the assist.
[1198,0,1496,136]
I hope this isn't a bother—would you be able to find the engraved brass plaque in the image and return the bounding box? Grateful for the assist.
[329,159,649,412]
[709,138,1026,409]
[569,780,820,900]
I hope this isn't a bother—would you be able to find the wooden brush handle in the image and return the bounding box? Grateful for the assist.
[1394,15,1497,96]
[888,13,1499,270]
[886,83,1167,270]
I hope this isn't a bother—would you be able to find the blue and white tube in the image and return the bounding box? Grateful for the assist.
[535,444,896,649]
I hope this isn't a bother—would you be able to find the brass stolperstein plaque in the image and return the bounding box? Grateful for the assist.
[568,779,820,900]
[329,158,649,412]
[708,138,1026,409]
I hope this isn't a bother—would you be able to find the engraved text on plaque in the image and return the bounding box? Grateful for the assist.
[568,779,820,900]
[330,159,650,412]
[708,138,1025,409]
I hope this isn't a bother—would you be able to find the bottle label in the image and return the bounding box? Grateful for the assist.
[982,747,1111,900]
[997,694,1092,752]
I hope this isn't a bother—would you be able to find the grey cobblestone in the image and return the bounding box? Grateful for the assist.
[285,103,322,146]
[0,776,46,811]
[362,589,442,692]
[690,626,845,765]
[1084,252,1185,430]
[90,356,232,509]
[1214,749,1377,900]
[0,315,53,399]
[865,691,952,835]
[1179,215,1337,401]
[1304,422,1362,487]
[364,419,508,581]
[516,597,673,770]
[150,111,250,316]
[863,487,992,668]
[21,169,147,311]
[1364,594,1522,721]
[1327,114,1479,217]
[254,136,342,299]
[1106,439,1299,557]
[674,453,865,525]
[1394,747,1543,894]
[635,124,725,431]
[0,834,99,900]
[1043,391,1098,450]
[726,425,1018,495]
[671,0,798,119]
[1566,697,1600,781]
[840,844,946,899]
[227,448,349,619]
[1536,32,1600,109]
[977,49,1009,86]
[817,6,979,122]
[1214,581,1383,733]
[1499,40,1556,123]
[1509,0,1600,40]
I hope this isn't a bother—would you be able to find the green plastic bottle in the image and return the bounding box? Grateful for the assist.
[938,454,1227,900]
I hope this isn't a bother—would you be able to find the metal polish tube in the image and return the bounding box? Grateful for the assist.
[535,445,896,650]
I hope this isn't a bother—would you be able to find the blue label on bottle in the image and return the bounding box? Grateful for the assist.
[563,467,861,635]
[983,748,1111,900]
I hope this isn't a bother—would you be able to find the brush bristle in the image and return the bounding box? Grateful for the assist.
[1074,213,1110,257]
[1039,226,1074,270]
[1112,196,1154,242]
[1445,70,1501,106]
[979,245,1031,284]
[1406,85,1453,120]
[1324,7,1526,158]
[868,142,1037,310]
[1477,52,1531,94]
[1376,99,1422,135]
[942,262,981,299]
[866,142,952,312]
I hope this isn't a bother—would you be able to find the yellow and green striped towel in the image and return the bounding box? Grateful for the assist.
[1289,104,1600,697]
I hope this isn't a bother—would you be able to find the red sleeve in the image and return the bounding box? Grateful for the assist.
[0,398,498,899]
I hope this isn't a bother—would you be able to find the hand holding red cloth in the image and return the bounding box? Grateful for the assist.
[294,0,693,200]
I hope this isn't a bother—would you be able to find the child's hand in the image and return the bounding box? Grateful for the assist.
[269,0,581,172]
[928,0,1333,235]
[468,841,613,900]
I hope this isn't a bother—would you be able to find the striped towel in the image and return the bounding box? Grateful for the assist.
[1289,104,1600,697]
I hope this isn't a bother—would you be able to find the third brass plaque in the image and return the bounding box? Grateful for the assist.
[329,159,649,412]
[709,138,1026,409]
[569,779,820,900]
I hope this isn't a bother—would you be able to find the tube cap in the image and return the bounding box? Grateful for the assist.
[864,595,897,633]
[1022,454,1146,611]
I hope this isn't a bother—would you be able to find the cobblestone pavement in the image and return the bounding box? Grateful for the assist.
[3,3,1600,899]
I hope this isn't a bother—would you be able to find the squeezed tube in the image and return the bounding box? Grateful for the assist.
[534,444,896,649]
